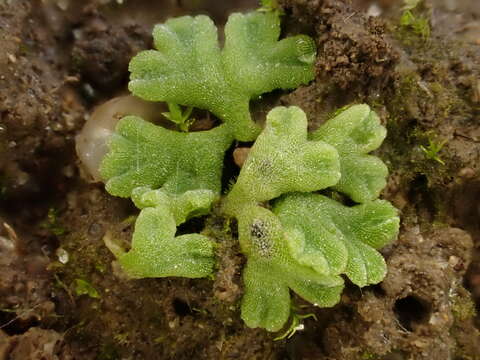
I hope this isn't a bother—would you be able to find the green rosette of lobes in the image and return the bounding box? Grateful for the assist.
[99,118,232,279]
[225,106,343,331]
[128,12,316,141]
[97,6,399,333]
[225,105,399,331]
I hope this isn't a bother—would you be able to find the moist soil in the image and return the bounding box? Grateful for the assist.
[0,0,479,359]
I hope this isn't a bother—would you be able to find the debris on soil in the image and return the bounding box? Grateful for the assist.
[281,0,399,89]
[0,220,55,336]
[0,327,73,360]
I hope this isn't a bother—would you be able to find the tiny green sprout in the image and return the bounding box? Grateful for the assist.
[74,279,100,299]
[222,216,233,235]
[0,307,19,314]
[420,138,447,165]
[41,207,66,236]
[113,333,130,346]
[400,0,430,40]
[361,352,379,360]
[121,215,137,227]
[400,10,430,39]
[274,304,317,341]
[192,307,209,316]
[162,102,194,132]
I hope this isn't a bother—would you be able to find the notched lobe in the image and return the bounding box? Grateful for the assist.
[129,12,316,141]
[225,104,398,331]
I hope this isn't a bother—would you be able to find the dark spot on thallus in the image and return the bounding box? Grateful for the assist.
[250,219,271,257]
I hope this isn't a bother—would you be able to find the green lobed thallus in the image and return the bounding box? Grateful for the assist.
[99,9,399,333]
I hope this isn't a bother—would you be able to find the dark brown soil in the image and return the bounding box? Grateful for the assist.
[0,0,479,359]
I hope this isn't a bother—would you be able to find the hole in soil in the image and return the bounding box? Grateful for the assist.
[0,310,39,336]
[394,295,431,331]
[172,298,193,317]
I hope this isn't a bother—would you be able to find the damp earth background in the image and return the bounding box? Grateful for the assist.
[0,0,480,359]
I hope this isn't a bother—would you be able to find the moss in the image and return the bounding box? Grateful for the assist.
[399,10,430,41]
[361,351,379,360]
[451,293,477,321]
[396,0,431,46]
[41,207,67,236]
[97,343,120,360]
[75,278,101,299]
[387,72,424,121]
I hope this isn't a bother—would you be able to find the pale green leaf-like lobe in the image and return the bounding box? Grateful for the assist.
[118,189,217,279]
[311,104,388,203]
[288,272,344,307]
[128,13,316,141]
[241,256,343,332]
[100,116,233,198]
[241,262,291,332]
[223,12,316,97]
[283,225,347,276]
[131,187,217,225]
[225,106,340,213]
[237,205,344,331]
[274,193,399,287]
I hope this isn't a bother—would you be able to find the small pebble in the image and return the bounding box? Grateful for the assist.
[56,248,69,264]
[233,147,251,168]
[458,167,475,179]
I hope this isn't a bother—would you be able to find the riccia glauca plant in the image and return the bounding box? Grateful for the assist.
[80,9,400,334]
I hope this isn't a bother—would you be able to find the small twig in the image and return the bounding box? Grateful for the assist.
[394,317,410,333]
[0,304,43,330]
[3,222,18,245]
[343,12,356,22]
[454,131,480,143]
